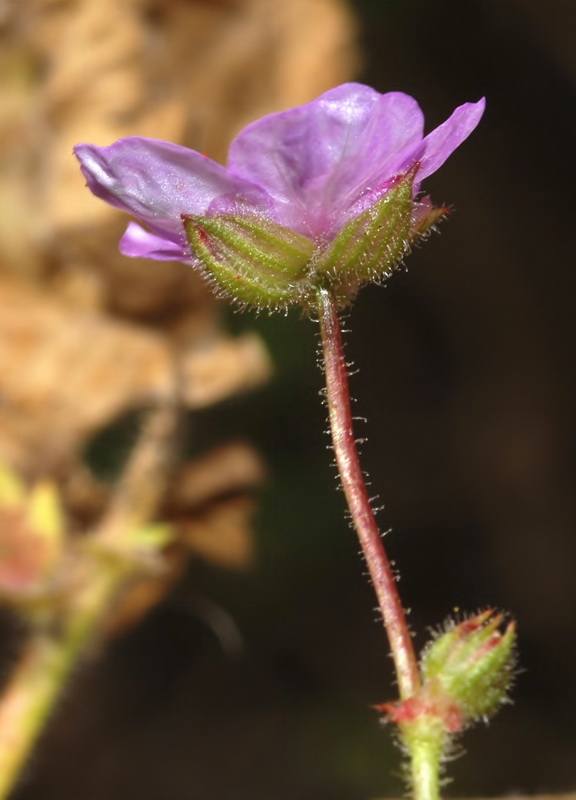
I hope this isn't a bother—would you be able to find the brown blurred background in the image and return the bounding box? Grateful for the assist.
[2,0,576,798]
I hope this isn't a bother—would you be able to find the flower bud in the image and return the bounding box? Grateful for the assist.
[376,609,516,751]
[420,609,517,723]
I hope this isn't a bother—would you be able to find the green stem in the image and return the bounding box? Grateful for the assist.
[0,397,179,799]
[405,724,445,800]
[0,567,120,798]
[315,287,420,700]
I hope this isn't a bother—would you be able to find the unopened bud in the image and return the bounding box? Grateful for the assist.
[421,609,517,723]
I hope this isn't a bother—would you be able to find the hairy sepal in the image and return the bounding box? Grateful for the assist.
[314,165,418,302]
[183,213,314,309]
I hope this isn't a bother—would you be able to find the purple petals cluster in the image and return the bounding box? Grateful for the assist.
[75,83,484,307]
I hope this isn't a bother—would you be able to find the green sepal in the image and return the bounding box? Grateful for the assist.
[411,201,450,239]
[421,610,517,722]
[313,164,418,301]
[183,213,315,308]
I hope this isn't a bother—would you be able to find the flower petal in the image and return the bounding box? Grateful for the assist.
[74,138,272,244]
[120,222,193,262]
[227,83,425,239]
[416,98,486,182]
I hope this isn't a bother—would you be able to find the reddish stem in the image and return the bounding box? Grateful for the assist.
[316,287,420,701]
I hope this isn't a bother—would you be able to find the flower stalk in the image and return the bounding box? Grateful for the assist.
[315,286,420,701]
[317,286,452,799]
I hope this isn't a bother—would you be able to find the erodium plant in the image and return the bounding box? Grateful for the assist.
[75,82,516,800]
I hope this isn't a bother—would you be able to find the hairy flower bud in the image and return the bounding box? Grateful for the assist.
[377,610,516,743]
[421,609,517,723]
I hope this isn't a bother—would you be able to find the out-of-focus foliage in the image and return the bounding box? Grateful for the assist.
[0,0,357,573]
[0,2,362,799]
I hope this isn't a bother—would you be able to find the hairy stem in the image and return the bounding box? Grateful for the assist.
[315,286,420,700]
[406,725,445,800]
[0,396,180,800]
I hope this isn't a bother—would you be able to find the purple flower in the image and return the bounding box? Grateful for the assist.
[74,83,484,307]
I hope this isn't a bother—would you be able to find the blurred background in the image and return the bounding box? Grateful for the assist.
[1,0,576,798]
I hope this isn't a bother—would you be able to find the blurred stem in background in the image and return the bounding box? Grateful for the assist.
[0,391,180,800]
